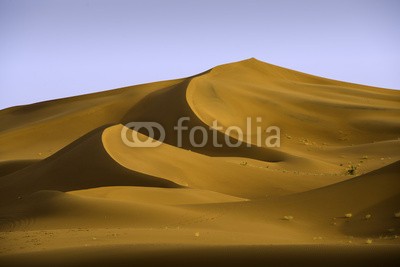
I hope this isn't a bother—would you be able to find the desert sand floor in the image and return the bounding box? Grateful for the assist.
[0,58,399,266]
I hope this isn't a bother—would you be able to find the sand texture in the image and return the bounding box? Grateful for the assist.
[1,58,399,266]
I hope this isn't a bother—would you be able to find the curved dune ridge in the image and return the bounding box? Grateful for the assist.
[0,58,399,264]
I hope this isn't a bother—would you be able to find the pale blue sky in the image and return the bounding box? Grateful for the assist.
[1,0,399,109]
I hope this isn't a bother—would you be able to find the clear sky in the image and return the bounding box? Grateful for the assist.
[1,0,399,110]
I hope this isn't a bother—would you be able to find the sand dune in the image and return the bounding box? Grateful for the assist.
[0,58,399,265]
[0,126,180,205]
[0,79,183,161]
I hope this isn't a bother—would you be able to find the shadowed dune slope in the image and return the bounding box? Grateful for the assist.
[0,190,207,231]
[290,160,400,207]
[0,126,180,205]
[236,161,400,237]
[290,161,400,237]
[121,79,287,162]
[0,160,38,177]
[0,78,184,161]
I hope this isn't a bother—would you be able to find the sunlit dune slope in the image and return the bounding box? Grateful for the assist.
[0,59,399,256]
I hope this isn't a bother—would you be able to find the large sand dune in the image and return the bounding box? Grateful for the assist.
[0,58,399,266]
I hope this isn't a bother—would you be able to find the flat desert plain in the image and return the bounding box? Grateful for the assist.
[0,58,399,266]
